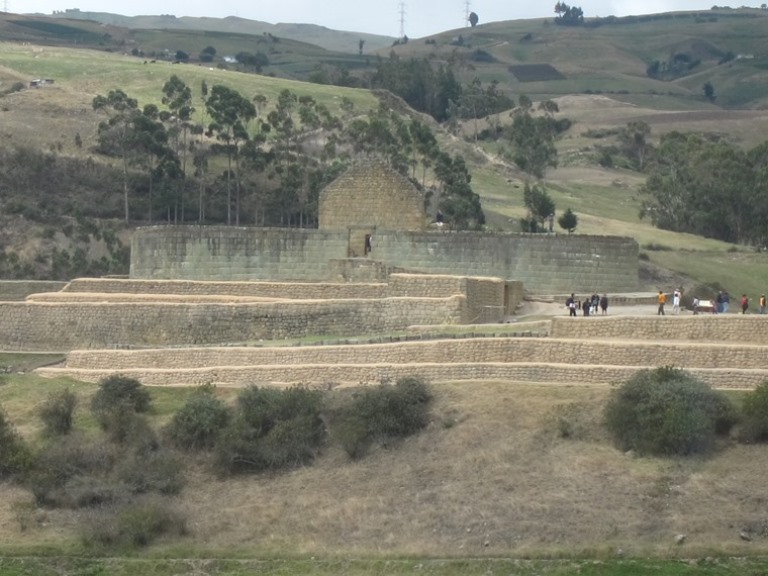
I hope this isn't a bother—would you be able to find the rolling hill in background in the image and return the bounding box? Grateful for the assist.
[5,8,768,107]
[43,9,397,53]
[2,8,768,293]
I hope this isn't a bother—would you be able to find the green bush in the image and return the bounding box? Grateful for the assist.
[102,408,157,446]
[333,376,432,459]
[0,408,32,480]
[90,375,150,424]
[39,388,77,436]
[165,386,230,450]
[215,385,325,474]
[604,367,735,456]
[738,381,768,443]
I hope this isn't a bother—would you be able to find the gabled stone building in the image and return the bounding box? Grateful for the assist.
[319,162,425,257]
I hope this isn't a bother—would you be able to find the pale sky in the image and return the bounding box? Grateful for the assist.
[20,0,757,38]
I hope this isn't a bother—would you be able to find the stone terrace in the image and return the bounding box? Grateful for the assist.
[6,278,765,390]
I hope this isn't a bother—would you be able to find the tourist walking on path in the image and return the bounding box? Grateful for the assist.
[741,294,749,314]
[600,293,609,315]
[657,290,666,315]
[760,294,766,315]
[723,291,731,313]
[672,288,681,314]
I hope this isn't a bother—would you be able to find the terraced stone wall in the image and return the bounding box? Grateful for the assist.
[53,337,768,389]
[131,226,638,293]
[551,315,768,344]
[64,278,389,300]
[0,280,68,301]
[0,297,465,351]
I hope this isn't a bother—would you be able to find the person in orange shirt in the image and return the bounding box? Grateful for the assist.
[759,294,766,315]
[657,290,666,316]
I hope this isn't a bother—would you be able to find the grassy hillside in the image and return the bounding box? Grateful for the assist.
[8,8,768,108]
[45,10,396,53]
[391,9,768,109]
[2,35,768,294]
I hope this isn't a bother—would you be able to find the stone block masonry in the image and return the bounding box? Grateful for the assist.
[42,336,768,389]
[0,297,465,351]
[551,315,768,344]
[131,226,639,294]
[0,280,68,301]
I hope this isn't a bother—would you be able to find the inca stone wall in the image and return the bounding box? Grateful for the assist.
[131,226,639,293]
[318,162,425,232]
[44,334,768,389]
[370,231,638,294]
[0,297,465,351]
[63,277,390,300]
[0,273,512,351]
[0,280,68,301]
[550,315,768,344]
[130,226,350,281]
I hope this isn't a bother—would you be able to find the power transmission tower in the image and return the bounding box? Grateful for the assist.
[400,2,407,37]
[3,0,8,13]
[465,0,471,27]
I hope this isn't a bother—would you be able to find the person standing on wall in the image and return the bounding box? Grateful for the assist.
[760,294,766,315]
[600,293,609,315]
[657,290,666,316]
[741,294,749,314]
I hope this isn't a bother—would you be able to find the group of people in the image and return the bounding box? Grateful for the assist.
[656,288,683,315]
[660,288,763,315]
[565,293,608,317]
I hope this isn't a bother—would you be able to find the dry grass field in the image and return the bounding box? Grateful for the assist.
[1,376,767,561]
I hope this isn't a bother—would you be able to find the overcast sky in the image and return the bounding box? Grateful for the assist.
[20,0,755,38]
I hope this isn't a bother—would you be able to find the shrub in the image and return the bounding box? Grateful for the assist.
[333,376,432,459]
[215,385,325,474]
[27,434,116,507]
[0,408,32,480]
[604,367,735,456]
[738,381,768,443]
[115,446,184,495]
[81,499,187,549]
[90,375,150,421]
[102,407,156,446]
[165,386,230,450]
[39,388,77,436]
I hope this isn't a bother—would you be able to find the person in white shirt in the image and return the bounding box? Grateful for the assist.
[672,288,682,314]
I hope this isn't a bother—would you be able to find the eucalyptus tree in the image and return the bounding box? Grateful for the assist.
[433,152,485,230]
[193,81,210,222]
[506,109,558,179]
[134,104,179,223]
[162,75,194,220]
[92,89,140,221]
[205,84,257,225]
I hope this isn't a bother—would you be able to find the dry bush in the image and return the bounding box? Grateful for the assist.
[38,388,77,437]
[80,497,187,549]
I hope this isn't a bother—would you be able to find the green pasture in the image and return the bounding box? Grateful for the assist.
[0,43,378,120]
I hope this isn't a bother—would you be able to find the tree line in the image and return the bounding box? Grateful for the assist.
[86,76,485,229]
[642,131,768,246]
